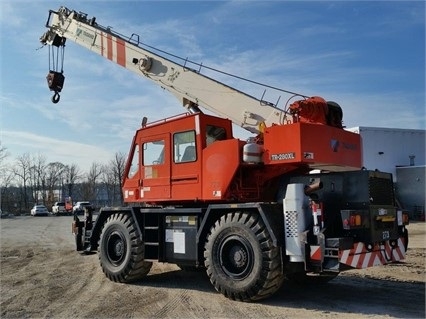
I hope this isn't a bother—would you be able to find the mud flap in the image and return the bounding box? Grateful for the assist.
[309,232,325,272]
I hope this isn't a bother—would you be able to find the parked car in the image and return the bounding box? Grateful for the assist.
[52,202,67,215]
[72,201,93,215]
[31,205,49,216]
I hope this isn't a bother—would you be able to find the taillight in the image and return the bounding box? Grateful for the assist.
[341,210,365,230]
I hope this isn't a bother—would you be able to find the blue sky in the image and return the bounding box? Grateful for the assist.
[1,0,425,173]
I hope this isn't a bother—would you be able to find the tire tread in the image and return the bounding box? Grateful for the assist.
[204,211,284,302]
[99,213,152,283]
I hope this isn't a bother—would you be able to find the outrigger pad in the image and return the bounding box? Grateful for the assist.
[46,71,65,92]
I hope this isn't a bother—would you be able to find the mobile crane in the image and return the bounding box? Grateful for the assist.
[40,6,409,302]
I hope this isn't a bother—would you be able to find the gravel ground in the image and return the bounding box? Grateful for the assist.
[0,215,424,318]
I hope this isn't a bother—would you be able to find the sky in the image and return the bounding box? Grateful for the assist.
[1,0,425,174]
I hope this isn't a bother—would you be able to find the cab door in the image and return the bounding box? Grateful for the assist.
[140,133,171,200]
[171,130,201,200]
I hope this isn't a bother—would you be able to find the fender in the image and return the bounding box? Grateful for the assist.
[88,207,143,251]
[196,202,284,254]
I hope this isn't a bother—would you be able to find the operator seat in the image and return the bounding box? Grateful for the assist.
[181,145,196,162]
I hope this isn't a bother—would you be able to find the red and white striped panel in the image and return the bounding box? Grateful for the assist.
[339,238,406,269]
[310,245,322,261]
[100,32,127,67]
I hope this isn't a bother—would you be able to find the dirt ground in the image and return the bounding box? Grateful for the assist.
[0,215,424,319]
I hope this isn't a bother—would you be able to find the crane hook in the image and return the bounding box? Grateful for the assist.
[51,92,60,104]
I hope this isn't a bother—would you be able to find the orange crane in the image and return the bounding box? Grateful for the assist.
[40,7,409,302]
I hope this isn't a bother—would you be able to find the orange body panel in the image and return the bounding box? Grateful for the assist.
[170,141,202,201]
[202,139,243,200]
[263,122,361,171]
[122,113,362,205]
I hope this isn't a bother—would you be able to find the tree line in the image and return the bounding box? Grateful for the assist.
[0,143,126,214]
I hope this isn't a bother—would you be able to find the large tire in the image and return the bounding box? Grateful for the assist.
[98,213,152,282]
[204,211,284,302]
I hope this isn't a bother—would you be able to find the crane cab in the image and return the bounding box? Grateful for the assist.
[122,112,236,204]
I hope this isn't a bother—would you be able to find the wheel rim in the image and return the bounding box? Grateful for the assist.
[218,235,254,280]
[106,230,127,266]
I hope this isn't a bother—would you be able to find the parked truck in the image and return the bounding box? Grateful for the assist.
[40,7,409,302]
[51,202,66,215]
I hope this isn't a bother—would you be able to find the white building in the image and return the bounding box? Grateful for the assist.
[347,127,425,176]
[347,127,425,219]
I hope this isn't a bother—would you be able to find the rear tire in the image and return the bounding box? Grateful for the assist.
[204,211,284,301]
[98,213,152,282]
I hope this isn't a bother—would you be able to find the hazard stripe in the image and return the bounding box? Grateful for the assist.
[116,38,126,67]
[392,239,405,260]
[340,249,349,262]
[385,241,392,259]
[399,238,404,253]
[398,238,406,257]
[385,244,392,262]
[380,245,387,263]
[107,34,113,61]
[343,239,408,269]
[393,248,403,260]
[101,33,125,67]
[351,242,363,267]
[372,254,382,267]
[358,247,367,268]
[310,245,322,261]
[380,240,404,262]
[362,251,372,268]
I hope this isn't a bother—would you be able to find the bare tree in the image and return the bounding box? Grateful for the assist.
[2,149,127,212]
[81,162,103,204]
[102,152,126,206]
[63,163,82,200]
[101,164,115,206]
[0,142,8,169]
[13,153,33,211]
[29,154,47,205]
[0,142,10,211]
[0,168,14,212]
[45,162,66,206]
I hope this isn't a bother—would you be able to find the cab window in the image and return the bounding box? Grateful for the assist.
[206,125,226,145]
[174,130,196,163]
[127,144,139,178]
[143,140,165,165]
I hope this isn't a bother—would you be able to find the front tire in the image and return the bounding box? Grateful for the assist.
[204,211,284,302]
[98,213,152,282]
